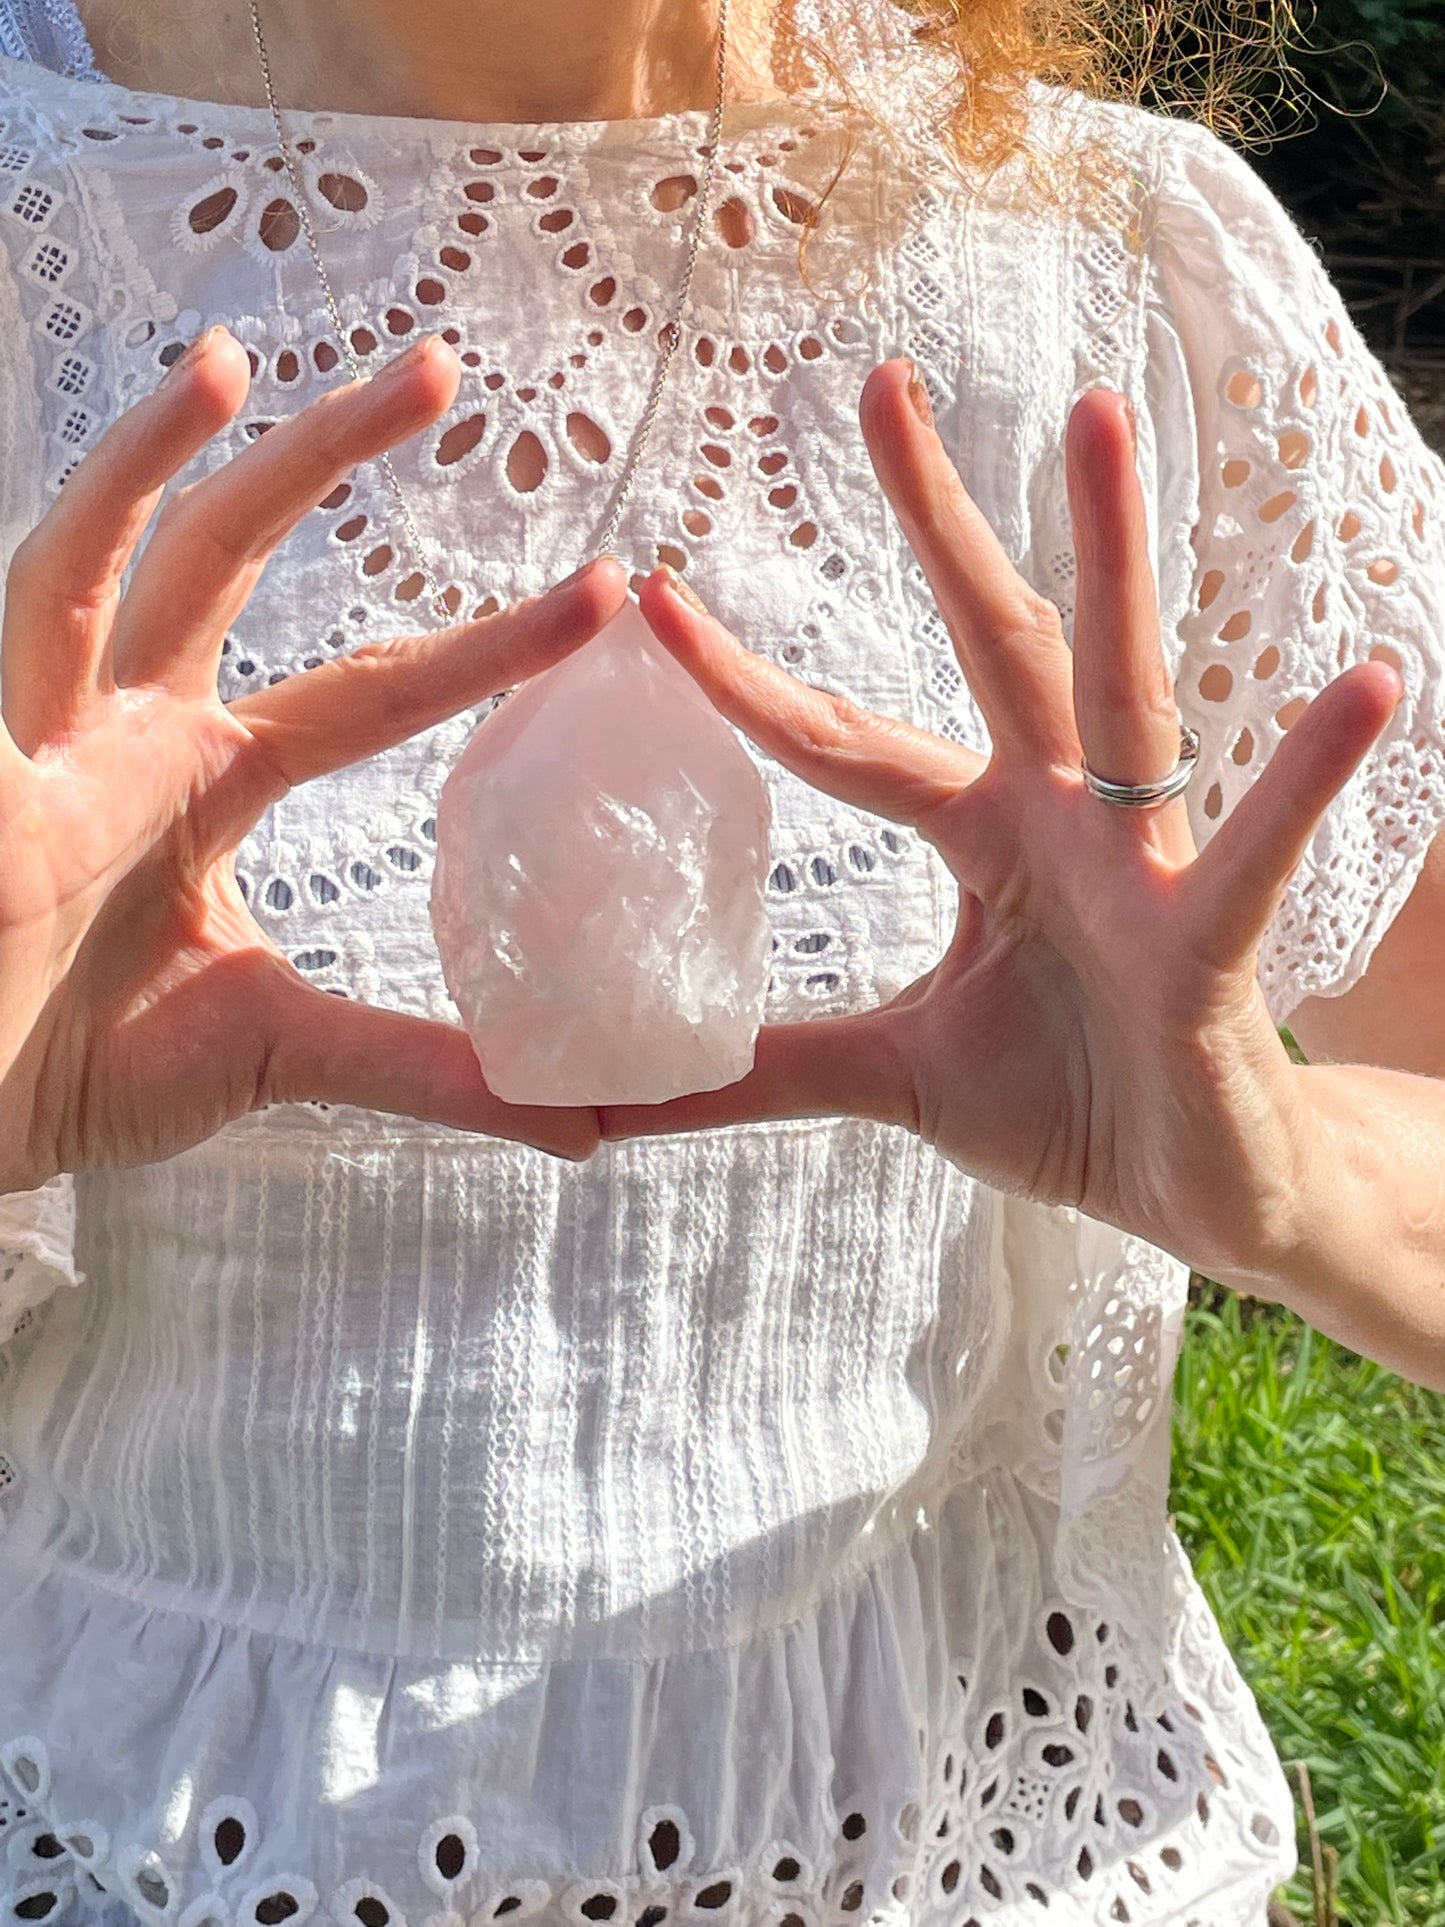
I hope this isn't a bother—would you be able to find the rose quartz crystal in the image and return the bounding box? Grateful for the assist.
[430,596,773,1105]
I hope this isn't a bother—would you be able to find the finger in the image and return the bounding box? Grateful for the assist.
[1,326,251,752]
[1066,388,1181,793]
[637,568,983,831]
[599,1008,916,1141]
[0,713,27,808]
[227,556,628,801]
[1182,661,1403,969]
[111,333,463,697]
[260,969,600,1161]
[860,358,1077,760]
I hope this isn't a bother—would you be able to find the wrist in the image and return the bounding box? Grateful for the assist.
[1212,1061,1442,1374]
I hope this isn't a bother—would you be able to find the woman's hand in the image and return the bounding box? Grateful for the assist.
[602,360,1403,1289]
[0,326,627,1190]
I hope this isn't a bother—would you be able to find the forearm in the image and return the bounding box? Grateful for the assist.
[1220,1062,1445,1388]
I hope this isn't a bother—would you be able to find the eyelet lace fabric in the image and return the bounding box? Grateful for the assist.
[1,7,1443,1926]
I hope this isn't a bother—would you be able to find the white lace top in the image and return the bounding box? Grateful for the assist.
[2,3,1444,1925]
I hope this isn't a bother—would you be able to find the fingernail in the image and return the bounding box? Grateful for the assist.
[906,359,934,428]
[159,322,224,387]
[1123,395,1137,452]
[663,564,708,614]
[372,333,437,391]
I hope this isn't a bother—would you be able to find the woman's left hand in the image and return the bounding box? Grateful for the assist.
[601,359,1403,1286]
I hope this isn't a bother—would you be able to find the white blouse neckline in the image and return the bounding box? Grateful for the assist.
[0,7,840,146]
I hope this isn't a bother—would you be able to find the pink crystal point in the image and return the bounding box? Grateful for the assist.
[430,595,773,1105]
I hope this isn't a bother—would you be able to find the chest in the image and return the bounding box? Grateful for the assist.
[0,74,1160,1024]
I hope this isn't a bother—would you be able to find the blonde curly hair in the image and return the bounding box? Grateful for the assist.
[772,0,1317,214]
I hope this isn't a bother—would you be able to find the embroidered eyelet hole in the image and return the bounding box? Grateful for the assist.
[644,1819,681,1873]
[254,1896,298,1924]
[1048,1610,1078,1657]
[838,1883,863,1912]
[567,414,610,464]
[637,1911,666,1927]
[580,1899,614,1921]
[1225,369,1262,407]
[771,1858,800,1882]
[189,187,237,234]
[318,174,367,212]
[135,1870,170,1909]
[259,200,300,251]
[771,187,818,228]
[716,198,753,247]
[14,1894,58,1919]
[354,1898,389,1927]
[693,1882,731,1910]
[507,432,547,492]
[652,174,697,211]
[6,1752,44,1796]
[436,416,487,467]
[421,1819,476,1893]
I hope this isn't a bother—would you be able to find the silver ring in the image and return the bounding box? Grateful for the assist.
[1080,723,1201,808]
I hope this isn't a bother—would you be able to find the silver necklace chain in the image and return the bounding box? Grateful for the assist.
[248,0,732,625]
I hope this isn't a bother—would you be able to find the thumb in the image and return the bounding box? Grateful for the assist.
[260,967,600,1161]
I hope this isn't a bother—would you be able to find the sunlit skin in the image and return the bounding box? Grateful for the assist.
[75,0,783,121]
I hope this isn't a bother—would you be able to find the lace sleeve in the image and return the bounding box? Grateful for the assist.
[1145,117,1445,1027]
[0,1173,84,1345]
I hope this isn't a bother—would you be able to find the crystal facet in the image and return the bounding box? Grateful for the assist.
[430,596,773,1105]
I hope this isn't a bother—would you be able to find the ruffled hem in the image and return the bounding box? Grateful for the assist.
[1,1478,1295,1927]
[0,1175,84,1349]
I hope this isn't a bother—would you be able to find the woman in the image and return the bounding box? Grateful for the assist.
[0,0,1442,1923]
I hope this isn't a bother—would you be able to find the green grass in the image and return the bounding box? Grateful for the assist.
[1171,1287,1445,1927]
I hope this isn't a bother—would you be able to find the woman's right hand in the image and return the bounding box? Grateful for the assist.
[0,326,626,1191]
